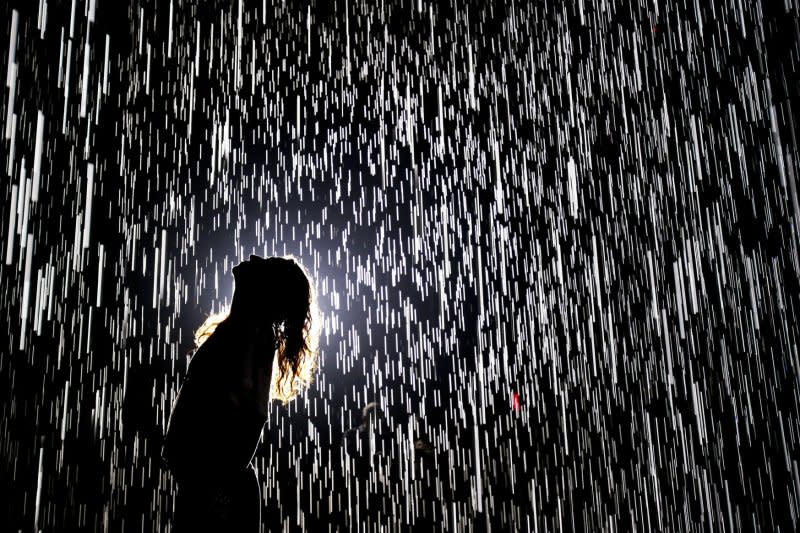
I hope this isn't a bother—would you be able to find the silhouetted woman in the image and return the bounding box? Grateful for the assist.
[163,255,320,532]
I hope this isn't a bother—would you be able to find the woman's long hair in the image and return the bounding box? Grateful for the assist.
[193,257,320,404]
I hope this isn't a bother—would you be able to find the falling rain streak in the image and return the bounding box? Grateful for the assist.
[1,0,800,531]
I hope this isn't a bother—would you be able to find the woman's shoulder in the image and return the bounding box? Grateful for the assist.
[186,321,242,384]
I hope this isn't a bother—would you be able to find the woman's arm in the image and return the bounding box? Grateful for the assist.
[236,324,274,417]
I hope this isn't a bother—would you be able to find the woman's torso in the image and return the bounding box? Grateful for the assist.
[164,320,271,531]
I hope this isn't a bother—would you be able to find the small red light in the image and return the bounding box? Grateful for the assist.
[512,392,521,410]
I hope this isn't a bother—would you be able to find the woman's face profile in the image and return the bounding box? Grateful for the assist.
[231,254,309,336]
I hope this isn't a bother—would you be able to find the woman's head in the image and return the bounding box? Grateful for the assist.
[197,254,320,403]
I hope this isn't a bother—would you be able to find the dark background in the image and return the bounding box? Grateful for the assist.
[1,0,799,530]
